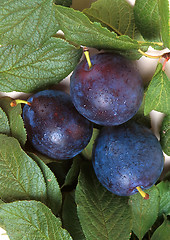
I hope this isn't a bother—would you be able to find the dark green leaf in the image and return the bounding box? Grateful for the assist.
[29,153,62,215]
[55,5,140,50]
[47,160,73,187]
[0,107,10,135]
[0,97,26,146]
[130,186,160,240]
[130,97,151,129]
[75,161,132,240]
[62,156,81,189]
[83,0,142,40]
[111,46,147,60]
[0,37,82,92]
[0,134,47,203]
[144,63,170,115]
[0,200,73,240]
[54,0,72,7]
[81,128,99,160]
[157,181,170,216]
[0,0,59,46]
[158,0,170,48]
[62,191,86,240]
[151,218,170,240]
[134,0,161,41]
[160,115,170,156]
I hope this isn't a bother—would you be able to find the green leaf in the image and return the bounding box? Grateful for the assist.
[62,191,86,240]
[0,134,47,203]
[130,186,160,240]
[151,218,170,240]
[158,0,170,48]
[83,0,142,40]
[157,181,170,216]
[0,199,4,204]
[160,115,170,156]
[0,0,59,47]
[0,200,73,240]
[0,37,82,92]
[55,5,140,50]
[81,128,99,160]
[133,0,161,41]
[0,97,26,146]
[0,107,10,135]
[29,153,62,215]
[144,63,170,115]
[75,161,132,240]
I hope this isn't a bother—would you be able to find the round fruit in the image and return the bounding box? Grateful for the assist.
[92,122,164,196]
[70,52,144,126]
[23,90,93,160]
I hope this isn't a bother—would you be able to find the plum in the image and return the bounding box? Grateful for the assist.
[92,122,164,197]
[22,90,93,160]
[70,52,144,126]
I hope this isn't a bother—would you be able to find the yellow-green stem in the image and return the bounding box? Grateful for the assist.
[138,49,162,59]
[10,99,31,107]
[136,186,149,200]
[83,48,92,69]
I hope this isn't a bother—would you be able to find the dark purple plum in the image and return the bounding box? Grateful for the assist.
[70,52,144,126]
[92,122,164,197]
[23,90,93,160]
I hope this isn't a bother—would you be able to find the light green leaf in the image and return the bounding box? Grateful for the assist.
[75,162,132,240]
[0,97,27,146]
[83,0,142,40]
[0,200,73,240]
[130,186,160,240]
[133,0,161,41]
[55,5,139,50]
[157,181,170,216]
[160,115,170,156]
[0,134,47,203]
[151,218,170,240]
[0,107,10,135]
[158,0,170,48]
[144,63,170,115]
[0,37,82,92]
[81,128,99,160]
[29,153,62,215]
[0,199,4,204]
[0,0,59,46]
[62,191,86,240]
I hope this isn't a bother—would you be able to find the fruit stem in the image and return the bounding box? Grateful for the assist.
[137,41,163,46]
[10,99,31,107]
[138,49,162,59]
[136,186,149,200]
[83,47,92,69]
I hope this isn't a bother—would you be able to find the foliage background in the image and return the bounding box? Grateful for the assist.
[0,0,169,239]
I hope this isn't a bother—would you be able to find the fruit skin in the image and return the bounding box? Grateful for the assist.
[23,90,93,160]
[70,52,144,126]
[92,122,164,196]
